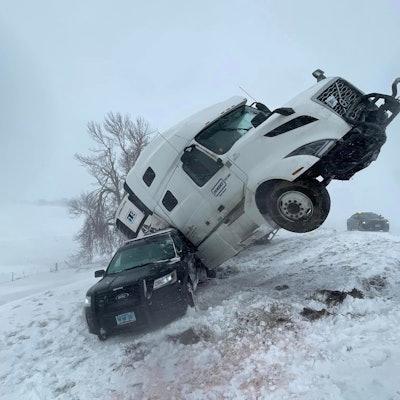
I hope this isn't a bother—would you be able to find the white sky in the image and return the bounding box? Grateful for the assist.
[1,0,400,229]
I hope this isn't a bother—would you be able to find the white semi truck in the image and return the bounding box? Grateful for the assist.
[115,70,400,270]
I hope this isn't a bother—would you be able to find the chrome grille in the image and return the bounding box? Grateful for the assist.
[316,79,364,119]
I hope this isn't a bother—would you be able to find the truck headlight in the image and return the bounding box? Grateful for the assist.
[153,270,177,290]
[286,139,336,158]
[84,296,91,307]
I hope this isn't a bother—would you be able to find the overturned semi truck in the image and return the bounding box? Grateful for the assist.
[115,69,400,270]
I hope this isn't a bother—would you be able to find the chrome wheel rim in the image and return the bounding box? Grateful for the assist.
[277,191,313,221]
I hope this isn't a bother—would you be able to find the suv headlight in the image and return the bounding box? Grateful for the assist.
[285,139,336,158]
[153,270,177,290]
[84,296,91,307]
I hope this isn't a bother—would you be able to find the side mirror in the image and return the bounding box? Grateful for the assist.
[255,102,271,114]
[181,145,194,165]
[391,77,400,97]
[95,270,105,278]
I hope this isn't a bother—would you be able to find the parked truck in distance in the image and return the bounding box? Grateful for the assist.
[115,69,400,270]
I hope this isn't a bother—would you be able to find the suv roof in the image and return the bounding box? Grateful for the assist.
[351,212,381,218]
[122,227,178,247]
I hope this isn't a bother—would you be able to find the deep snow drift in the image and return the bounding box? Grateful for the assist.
[1,212,400,400]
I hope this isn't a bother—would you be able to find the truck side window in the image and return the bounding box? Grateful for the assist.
[162,190,178,211]
[181,146,223,187]
[143,167,156,187]
[195,105,258,155]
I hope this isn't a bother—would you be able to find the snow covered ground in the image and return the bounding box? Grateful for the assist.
[1,204,400,399]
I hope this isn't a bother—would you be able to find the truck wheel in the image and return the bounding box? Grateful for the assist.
[265,179,330,233]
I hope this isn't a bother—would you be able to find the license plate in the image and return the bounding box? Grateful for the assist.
[375,224,381,228]
[115,311,136,325]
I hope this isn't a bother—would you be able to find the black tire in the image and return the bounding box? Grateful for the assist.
[264,179,330,233]
[97,329,108,341]
[185,281,196,309]
[205,267,216,279]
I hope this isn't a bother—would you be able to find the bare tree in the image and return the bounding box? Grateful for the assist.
[69,113,154,261]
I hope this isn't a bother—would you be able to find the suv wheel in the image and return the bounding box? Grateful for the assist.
[265,179,330,233]
[97,328,108,341]
[186,281,196,309]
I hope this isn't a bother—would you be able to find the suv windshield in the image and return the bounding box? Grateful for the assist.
[195,105,259,154]
[354,212,381,219]
[107,234,177,274]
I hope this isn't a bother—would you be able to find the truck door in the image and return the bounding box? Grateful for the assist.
[178,145,246,244]
[154,154,215,245]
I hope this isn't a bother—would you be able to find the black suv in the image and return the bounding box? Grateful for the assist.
[84,228,206,340]
[347,212,390,232]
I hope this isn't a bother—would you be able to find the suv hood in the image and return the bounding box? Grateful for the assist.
[86,261,178,296]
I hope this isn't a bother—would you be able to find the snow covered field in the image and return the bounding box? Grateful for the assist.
[1,204,400,399]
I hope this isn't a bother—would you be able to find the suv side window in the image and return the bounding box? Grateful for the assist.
[172,233,184,254]
[181,146,223,187]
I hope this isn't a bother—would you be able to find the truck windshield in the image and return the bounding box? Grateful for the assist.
[106,235,177,274]
[195,105,259,154]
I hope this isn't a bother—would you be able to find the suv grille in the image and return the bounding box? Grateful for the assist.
[316,78,365,119]
[364,221,386,230]
[96,283,143,312]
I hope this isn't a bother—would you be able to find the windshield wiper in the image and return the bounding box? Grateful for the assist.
[124,262,155,271]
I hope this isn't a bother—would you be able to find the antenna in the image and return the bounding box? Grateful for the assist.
[239,86,257,102]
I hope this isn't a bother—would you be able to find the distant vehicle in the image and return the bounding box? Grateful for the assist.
[115,70,400,270]
[84,228,206,340]
[347,212,390,232]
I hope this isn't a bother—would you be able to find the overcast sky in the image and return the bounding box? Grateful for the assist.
[1,0,400,229]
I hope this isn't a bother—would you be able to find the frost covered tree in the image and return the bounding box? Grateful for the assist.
[69,113,154,261]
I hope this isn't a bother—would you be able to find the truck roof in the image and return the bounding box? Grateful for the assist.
[162,95,247,141]
[124,96,247,210]
[134,95,247,170]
